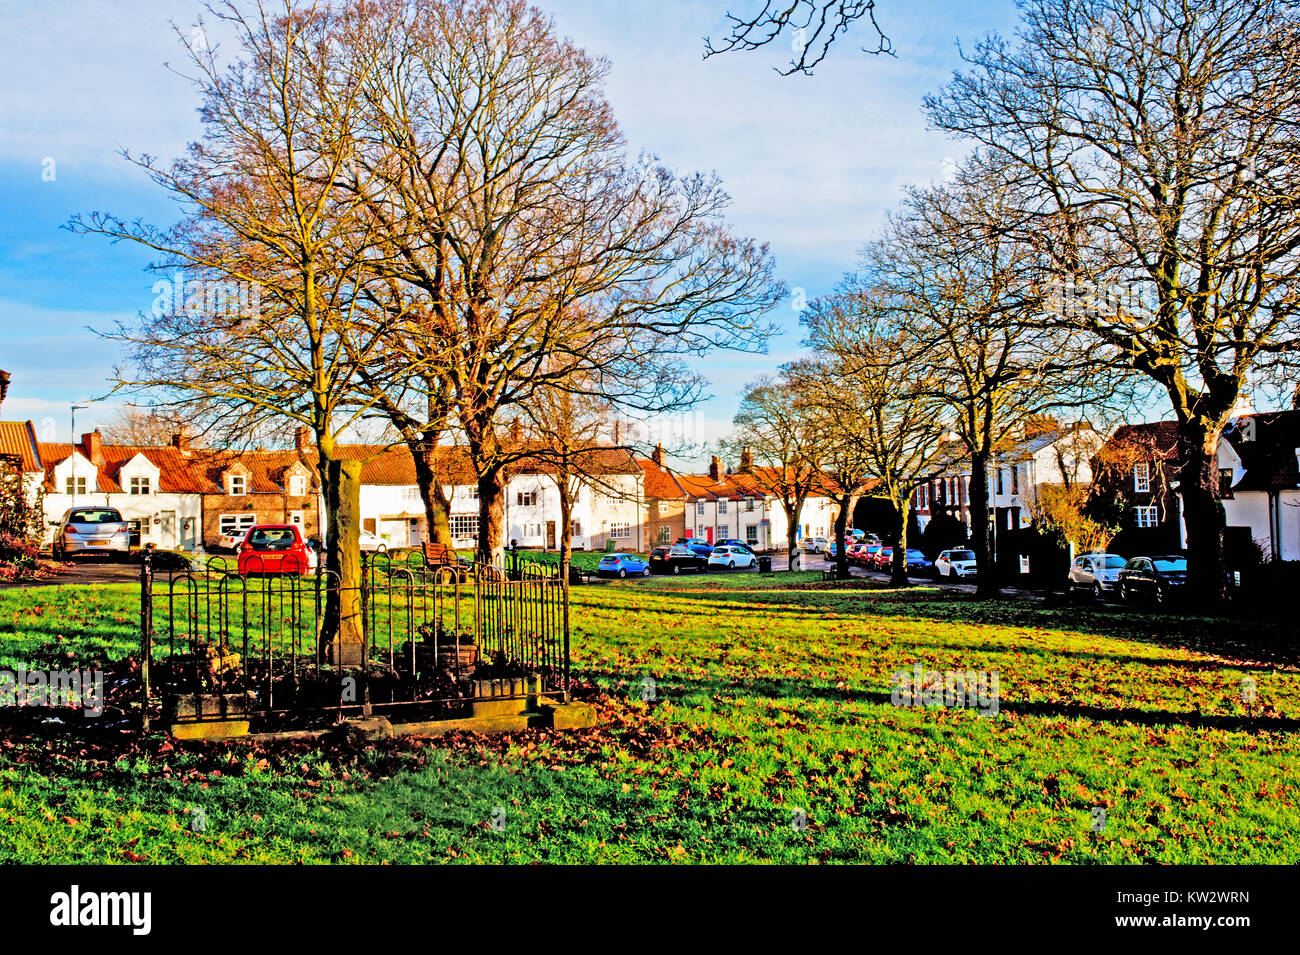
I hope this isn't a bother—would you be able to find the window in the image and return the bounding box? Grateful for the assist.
[696,500,706,515]
[219,513,256,537]
[288,474,307,497]
[467,486,479,501]
[1010,465,1019,496]
[1219,468,1235,498]
[717,498,728,514]
[715,525,729,541]
[745,496,755,511]
[570,520,582,537]
[1134,505,1159,528]
[289,510,304,526]
[523,522,542,538]
[1133,462,1150,493]
[517,490,538,507]
[918,485,927,507]
[657,525,671,544]
[129,476,151,496]
[610,522,632,540]
[450,514,479,540]
[745,524,759,545]
[65,476,87,495]
[227,474,247,496]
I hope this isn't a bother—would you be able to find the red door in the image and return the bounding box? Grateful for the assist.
[706,527,713,544]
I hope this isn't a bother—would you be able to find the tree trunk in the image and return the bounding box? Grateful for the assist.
[969,448,999,598]
[319,454,365,665]
[890,496,910,587]
[477,468,506,566]
[410,437,452,547]
[784,493,806,572]
[1176,419,1227,605]
[832,494,855,579]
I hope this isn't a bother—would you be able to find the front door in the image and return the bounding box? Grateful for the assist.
[546,521,557,550]
[159,510,177,548]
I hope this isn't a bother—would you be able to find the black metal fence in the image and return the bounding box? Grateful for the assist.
[139,549,569,729]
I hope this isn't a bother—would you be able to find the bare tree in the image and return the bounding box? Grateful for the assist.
[926,0,1300,602]
[98,405,201,447]
[805,159,1118,596]
[704,1,892,74]
[72,1,406,661]
[723,372,823,565]
[341,0,783,563]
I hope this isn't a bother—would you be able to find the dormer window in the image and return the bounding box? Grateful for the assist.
[65,476,86,495]
[288,474,307,497]
[129,476,151,496]
[228,474,247,496]
[1133,462,1150,493]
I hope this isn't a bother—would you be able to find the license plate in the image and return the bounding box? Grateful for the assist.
[87,540,110,546]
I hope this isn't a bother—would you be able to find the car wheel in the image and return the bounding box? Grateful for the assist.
[642,567,651,577]
[1119,583,1129,604]
[728,560,735,569]
[618,568,627,579]
[671,563,681,575]
[1093,582,1104,601]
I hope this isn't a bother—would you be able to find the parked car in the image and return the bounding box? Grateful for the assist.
[934,548,978,579]
[718,539,757,554]
[598,552,651,578]
[900,548,933,575]
[359,529,388,553]
[237,524,312,575]
[1068,552,1127,599]
[852,543,882,567]
[676,537,716,558]
[870,546,894,570]
[649,544,707,575]
[824,541,840,559]
[708,545,757,570]
[801,536,829,553]
[51,506,131,560]
[1117,555,1188,605]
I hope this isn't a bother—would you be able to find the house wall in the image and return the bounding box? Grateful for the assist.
[43,489,204,551]
[643,498,686,549]
[200,491,320,548]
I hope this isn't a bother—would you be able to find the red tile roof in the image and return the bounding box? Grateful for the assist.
[0,421,42,472]
[39,442,219,493]
[637,459,686,500]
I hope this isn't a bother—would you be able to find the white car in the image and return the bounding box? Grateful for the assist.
[51,506,131,560]
[801,536,829,553]
[1068,552,1127,598]
[359,529,387,553]
[708,545,756,570]
[934,548,978,578]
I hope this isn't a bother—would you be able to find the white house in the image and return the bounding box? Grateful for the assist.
[677,456,833,551]
[39,432,205,551]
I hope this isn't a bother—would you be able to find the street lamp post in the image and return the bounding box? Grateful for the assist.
[69,404,88,507]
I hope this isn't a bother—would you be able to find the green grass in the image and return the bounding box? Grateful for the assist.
[0,575,1297,863]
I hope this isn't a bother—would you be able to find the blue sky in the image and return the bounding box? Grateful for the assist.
[0,0,1022,454]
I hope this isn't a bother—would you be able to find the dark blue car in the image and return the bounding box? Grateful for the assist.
[677,538,716,558]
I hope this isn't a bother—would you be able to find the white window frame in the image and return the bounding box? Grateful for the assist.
[610,521,632,540]
[1134,504,1159,528]
[718,498,728,514]
[288,510,305,526]
[219,513,257,537]
[227,474,247,496]
[1134,462,1151,493]
[129,476,151,496]
[715,524,729,541]
[657,524,671,544]
[696,500,706,515]
[517,490,538,507]
[450,514,479,540]
[288,474,307,497]
[65,476,87,496]
[745,524,759,545]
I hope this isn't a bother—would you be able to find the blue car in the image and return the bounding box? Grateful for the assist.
[825,541,840,559]
[677,538,716,558]
[901,548,933,574]
[598,552,651,578]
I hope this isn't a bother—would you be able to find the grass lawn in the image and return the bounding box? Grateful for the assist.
[0,573,1297,863]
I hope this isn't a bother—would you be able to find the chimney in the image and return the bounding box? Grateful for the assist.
[0,369,9,411]
[709,455,723,482]
[294,426,310,452]
[651,443,665,467]
[739,446,754,473]
[171,431,189,450]
[83,431,103,467]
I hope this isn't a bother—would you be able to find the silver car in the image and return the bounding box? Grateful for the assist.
[52,506,131,560]
[1068,552,1127,599]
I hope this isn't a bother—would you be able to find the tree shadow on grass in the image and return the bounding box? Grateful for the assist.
[581,668,1300,735]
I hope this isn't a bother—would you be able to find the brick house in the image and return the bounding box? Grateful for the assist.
[191,429,321,548]
[638,444,688,549]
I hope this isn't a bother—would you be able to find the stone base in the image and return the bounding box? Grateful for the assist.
[169,719,250,740]
[326,641,366,666]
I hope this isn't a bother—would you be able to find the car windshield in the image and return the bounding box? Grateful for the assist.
[1154,557,1187,572]
[249,528,296,550]
[906,550,925,558]
[1097,555,1127,569]
[949,550,975,561]
[68,508,121,524]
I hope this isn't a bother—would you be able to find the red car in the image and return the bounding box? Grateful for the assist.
[237,524,311,575]
[871,546,894,570]
[853,544,883,566]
